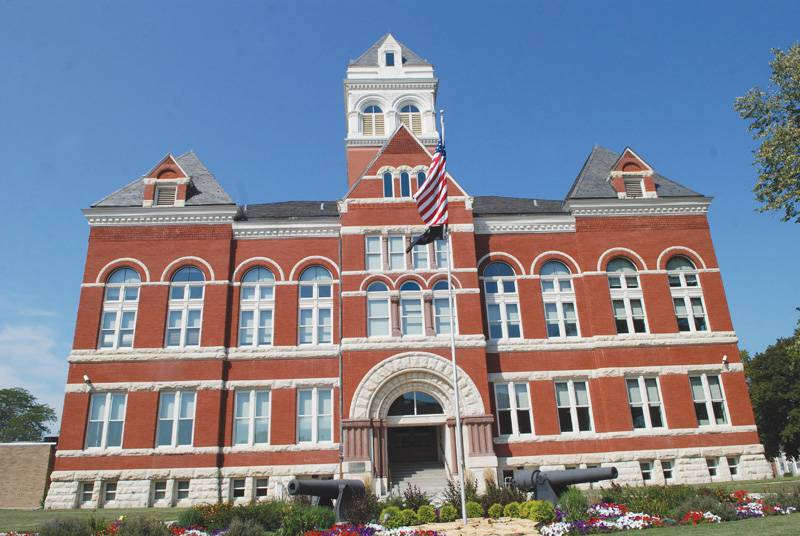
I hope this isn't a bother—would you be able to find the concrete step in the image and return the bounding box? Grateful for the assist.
[389,461,449,498]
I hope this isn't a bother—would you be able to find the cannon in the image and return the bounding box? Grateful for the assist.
[287,479,366,522]
[512,467,618,504]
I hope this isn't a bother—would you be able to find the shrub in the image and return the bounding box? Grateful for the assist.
[39,518,94,536]
[443,475,479,510]
[347,490,381,525]
[398,508,419,526]
[177,507,205,528]
[277,504,335,536]
[466,500,484,518]
[674,495,737,522]
[600,483,696,518]
[402,484,430,511]
[502,501,521,518]
[558,487,588,522]
[480,475,527,512]
[180,503,235,531]
[417,505,436,524]
[439,503,458,522]
[230,502,286,531]
[518,501,531,519]
[527,500,556,523]
[225,518,266,536]
[487,503,503,519]
[380,505,402,526]
[116,517,171,536]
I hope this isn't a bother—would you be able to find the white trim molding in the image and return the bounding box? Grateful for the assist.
[340,223,474,235]
[488,362,742,383]
[486,331,738,353]
[82,206,238,227]
[342,334,486,351]
[565,197,712,217]
[234,219,340,239]
[474,215,575,235]
[494,424,756,445]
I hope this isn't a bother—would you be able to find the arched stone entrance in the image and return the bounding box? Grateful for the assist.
[342,352,498,494]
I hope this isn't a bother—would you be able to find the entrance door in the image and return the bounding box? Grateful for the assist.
[387,426,438,463]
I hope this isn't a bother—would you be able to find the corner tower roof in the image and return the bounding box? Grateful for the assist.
[349,33,431,67]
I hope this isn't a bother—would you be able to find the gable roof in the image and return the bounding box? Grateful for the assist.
[566,146,703,199]
[238,201,339,220]
[92,151,235,207]
[349,33,431,67]
[473,196,566,216]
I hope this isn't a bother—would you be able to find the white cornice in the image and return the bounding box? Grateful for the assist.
[233,219,340,239]
[474,215,576,235]
[83,206,238,227]
[494,424,756,445]
[565,197,712,217]
[343,80,438,90]
[488,362,743,382]
[486,331,737,353]
[346,136,439,147]
[340,223,473,235]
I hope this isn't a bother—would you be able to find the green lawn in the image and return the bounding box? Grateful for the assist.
[0,507,187,533]
[645,514,800,535]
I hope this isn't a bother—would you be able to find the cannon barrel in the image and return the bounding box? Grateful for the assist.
[287,479,365,523]
[512,467,618,504]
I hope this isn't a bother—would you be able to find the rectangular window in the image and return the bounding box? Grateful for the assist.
[299,307,332,344]
[434,238,449,269]
[156,391,195,447]
[365,236,382,270]
[86,392,126,449]
[494,382,533,436]
[231,478,246,499]
[626,377,664,429]
[385,52,395,66]
[661,460,674,480]
[103,481,117,503]
[99,311,136,349]
[673,296,708,332]
[153,480,167,501]
[388,236,405,270]
[367,298,390,336]
[612,298,647,334]
[166,308,202,347]
[80,482,94,504]
[706,457,718,477]
[234,390,271,446]
[690,374,728,426]
[727,456,739,477]
[555,380,592,433]
[433,297,451,335]
[297,388,333,443]
[176,480,190,500]
[401,298,423,335]
[640,461,652,481]
[543,302,579,338]
[255,477,269,499]
[238,309,273,347]
[412,243,429,270]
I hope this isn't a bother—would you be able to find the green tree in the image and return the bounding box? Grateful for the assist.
[734,43,800,222]
[0,387,56,442]
[743,318,800,458]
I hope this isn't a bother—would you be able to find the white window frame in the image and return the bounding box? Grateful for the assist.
[690,373,729,426]
[554,379,594,433]
[626,376,665,430]
[156,391,196,448]
[85,392,127,450]
[233,389,271,446]
[175,480,190,501]
[102,481,117,504]
[230,478,247,500]
[387,235,406,270]
[706,457,719,477]
[297,387,334,444]
[434,237,450,269]
[672,295,709,333]
[361,105,384,136]
[399,284,424,336]
[298,272,333,345]
[661,459,674,481]
[399,105,423,135]
[152,480,168,503]
[166,275,204,348]
[494,382,533,437]
[365,235,383,271]
[608,260,648,334]
[99,270,139,350]
[540,263,579,338]
[411,242,430,270]
[639,461,653,481]
[727,456,740,477]
[483,266,522,340]
[238,270,275,347]
[254,477,269,499]
[79,481,94,504]
[366,284,391,337]
[432,282,457,335]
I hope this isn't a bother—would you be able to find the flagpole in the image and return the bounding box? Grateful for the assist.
[440,110,469,525]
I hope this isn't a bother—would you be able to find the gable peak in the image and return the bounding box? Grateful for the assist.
[145,153,189,180]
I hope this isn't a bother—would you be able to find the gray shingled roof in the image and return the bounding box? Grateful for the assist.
[473,196,566,216]
[239,201,339,220]
[349,33,431,67]
[566,146,703,199]
[92,151,234,207]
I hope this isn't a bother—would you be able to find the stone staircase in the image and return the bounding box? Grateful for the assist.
[389,461,449,499]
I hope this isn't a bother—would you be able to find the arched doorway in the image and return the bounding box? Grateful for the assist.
[386,391,444,464]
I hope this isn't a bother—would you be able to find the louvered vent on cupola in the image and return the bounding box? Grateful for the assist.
[155,185,178,206]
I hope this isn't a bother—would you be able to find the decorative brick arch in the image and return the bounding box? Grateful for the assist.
[596,247,648,272]
[160,256,215,282]
[656,246,708,271]
[95,258,151,284]
[395,273,427,289]
[289,256,340,281]
[530,251,582,275]
[426,274,462,288]
[349,352,485,420]
[476,252,525,275]
[232,257,285,282]
[360,274,394,291]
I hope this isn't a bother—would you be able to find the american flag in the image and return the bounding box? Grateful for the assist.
[413,139,448,227]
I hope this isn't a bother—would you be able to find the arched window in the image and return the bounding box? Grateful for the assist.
[383,172,393,198]
[239,267,275,346]
[166,266,205,347]
[606,258,647,334]
[416,171,426,190]
[399,104,422,135]
[482,262,521,339]
[540,261,579,338]
[298,266,333,344]
[667,256,707,332]
[367,282,390,337]
[432,280,455,335]
[400,171,411,197]
[388,391,443,416]
[399,281,423,335]
[362,105,384,136]
[99,267,140,349]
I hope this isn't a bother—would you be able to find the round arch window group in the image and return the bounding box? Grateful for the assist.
[360,102,423,137]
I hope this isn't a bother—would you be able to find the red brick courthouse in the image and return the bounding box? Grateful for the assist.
[45,35,770,508]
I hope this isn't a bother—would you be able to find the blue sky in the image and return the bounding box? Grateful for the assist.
[0,1,798,427]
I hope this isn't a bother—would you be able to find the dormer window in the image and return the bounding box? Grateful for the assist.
[385,52,395,66]
[623,177,644,199]
[362,105,385,136]
[155,185,178,207]
[399,105,422,135]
